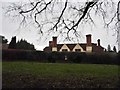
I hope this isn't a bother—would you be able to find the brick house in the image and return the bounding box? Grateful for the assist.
[43,34,105,53]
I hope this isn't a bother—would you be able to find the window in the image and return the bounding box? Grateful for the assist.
[62,49,68,52]
[75,49,81,52]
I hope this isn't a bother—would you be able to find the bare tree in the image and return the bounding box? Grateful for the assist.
[117,1,120,51]
[3,0,120,43]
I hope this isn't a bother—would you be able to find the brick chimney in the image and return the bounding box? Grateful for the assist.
[49,41,53,47]
[86,34,92,46]
[97,39,100,46]
[52,37,57,47]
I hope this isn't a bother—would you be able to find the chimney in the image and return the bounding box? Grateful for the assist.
[86,34,92,46]
[49,41,53,47]
[52,37,57,47]
[97,39,100,46]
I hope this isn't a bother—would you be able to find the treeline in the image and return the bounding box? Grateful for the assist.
[8,36,35,50]
[2,49,119,65]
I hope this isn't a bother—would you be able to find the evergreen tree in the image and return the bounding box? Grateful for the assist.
[8,36,35,50]
[16,39,35,50]
[107,44,111,52]
[113,46,117,52]
[8,36,16,49]
[0,35,8,44]
[104,49,107,52]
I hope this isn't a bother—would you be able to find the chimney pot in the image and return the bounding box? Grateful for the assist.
[53,37,57,47]
[86,34,92,46]
[97,39,100,46]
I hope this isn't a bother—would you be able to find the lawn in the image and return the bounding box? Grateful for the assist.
[2,61,120,88]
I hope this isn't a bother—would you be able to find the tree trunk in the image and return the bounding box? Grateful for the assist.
[118,2,120,51]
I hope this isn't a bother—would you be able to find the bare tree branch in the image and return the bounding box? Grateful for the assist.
[19,0,43,14]
[69,1,98,30]
[52,0,68,31]
[3,0,119,41]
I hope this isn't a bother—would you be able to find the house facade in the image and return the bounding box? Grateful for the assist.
[0,43,9,49]
[0,35,9,49]
[43,34,105,53]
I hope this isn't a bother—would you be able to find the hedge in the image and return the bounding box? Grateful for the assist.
[2,49,119,65]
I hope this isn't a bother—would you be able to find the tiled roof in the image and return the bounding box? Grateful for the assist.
[57,44,76,51]
[43,46,52,51]
[44,43,105,52]
[57,44,87,51]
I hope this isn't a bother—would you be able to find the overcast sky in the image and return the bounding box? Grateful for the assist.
[0,0,119,51]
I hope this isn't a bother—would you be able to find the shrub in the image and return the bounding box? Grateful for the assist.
[117,52,120,65]
[67,52,85,63]
[47,52,56,63]
[2,49,119,65]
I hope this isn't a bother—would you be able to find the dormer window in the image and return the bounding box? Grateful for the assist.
[75,49,81,52]
[62,49,68,52]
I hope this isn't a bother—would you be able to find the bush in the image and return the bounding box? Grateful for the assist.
[47,52,56,63]
[2,49,119,65]
[2,49,47,62]
[117,52,120,65]
[67,52,85,63]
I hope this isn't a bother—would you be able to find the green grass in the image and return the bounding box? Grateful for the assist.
[3,61,119,77]
[2,61,120,88]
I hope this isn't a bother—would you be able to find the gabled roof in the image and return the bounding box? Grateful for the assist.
[43,43,105,52]
[44,43,86,51]
[57,43,98,51]
[57,44,83,51]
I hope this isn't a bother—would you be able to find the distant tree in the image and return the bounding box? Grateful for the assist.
[8,36,16,49]
[107,45,111,52]
[0,35,8,44]
[113,46,117,52]
[104,49,107,52]
[16,39,35,50]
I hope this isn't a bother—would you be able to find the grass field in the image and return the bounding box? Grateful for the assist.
[2,61,120,88]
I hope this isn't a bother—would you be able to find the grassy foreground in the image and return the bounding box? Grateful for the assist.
[2,61,120,88]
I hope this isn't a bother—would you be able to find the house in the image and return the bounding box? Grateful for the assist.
[0,35,9,49]
[0,43,9,49]
[43,34,105,53]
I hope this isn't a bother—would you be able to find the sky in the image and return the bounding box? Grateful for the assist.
[0,0,119,51]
